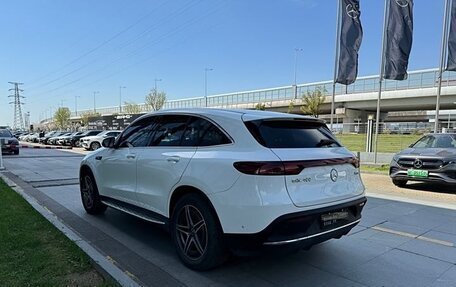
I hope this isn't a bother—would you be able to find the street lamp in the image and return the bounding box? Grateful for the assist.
[293,48,303,99]
[154,78,162,92]
[93,91,99,113]
[119,86,126,113]
[450,101,456,130]
[75,96,80,116]
[205,68,213,107]
[294,48,303,86]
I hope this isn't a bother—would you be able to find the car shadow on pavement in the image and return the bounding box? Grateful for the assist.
[402,181,455,195]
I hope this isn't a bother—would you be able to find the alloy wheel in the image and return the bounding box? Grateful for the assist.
[175,205,208,261]
[81,175,94,209]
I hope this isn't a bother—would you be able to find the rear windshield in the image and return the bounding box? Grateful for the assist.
[245,119,341,149]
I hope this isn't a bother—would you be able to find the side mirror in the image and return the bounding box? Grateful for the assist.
[102,136,115,148]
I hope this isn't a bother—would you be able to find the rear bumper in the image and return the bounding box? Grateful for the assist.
[224,197,366,250]
[1,144,19,154]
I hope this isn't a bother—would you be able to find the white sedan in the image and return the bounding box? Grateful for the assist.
[80,130,122,151]
[79,109,366,270]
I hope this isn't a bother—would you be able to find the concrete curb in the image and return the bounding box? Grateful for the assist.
[19,145,73,150]
[0,172,141,287]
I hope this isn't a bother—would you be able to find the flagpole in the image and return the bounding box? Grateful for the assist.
[435,0,451,133]
[331,0,342,131]
[374,0,390,164]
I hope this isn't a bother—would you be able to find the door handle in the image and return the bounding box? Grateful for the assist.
[126,154,136,159]
[95,156,102,161]
[167,156,180,163]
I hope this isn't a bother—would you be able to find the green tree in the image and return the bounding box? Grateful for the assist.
[300,87,327,118]
[123,102,142,114]
[145,89,167,111]
[255,103,266,110]
[288,100,295,113]
[80,112,100,126]
[54,107,71,129]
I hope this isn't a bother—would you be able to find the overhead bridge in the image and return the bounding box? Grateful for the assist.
[65,68,456,131]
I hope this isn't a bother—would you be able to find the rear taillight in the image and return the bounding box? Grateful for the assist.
[233,162,304,176]
[234,157,359,175]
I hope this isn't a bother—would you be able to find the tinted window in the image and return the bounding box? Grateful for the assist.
[0,130,12,137]
[413,135,456,148]
[412,136,435,148]
[119,117,158,147]
[180,117,231,147]
[245,119,340,149]
[106,131,120,137]
[199,124,231,146]
[150,116,189,146]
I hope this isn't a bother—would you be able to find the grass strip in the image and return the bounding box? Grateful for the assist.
[0,178,113,287]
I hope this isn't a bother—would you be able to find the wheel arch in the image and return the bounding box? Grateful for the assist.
[169,185,221,225]
[79,164,94,183]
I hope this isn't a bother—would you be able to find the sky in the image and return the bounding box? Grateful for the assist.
[0,0,445,126]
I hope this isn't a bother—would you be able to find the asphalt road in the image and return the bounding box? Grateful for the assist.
[2,148,456,287]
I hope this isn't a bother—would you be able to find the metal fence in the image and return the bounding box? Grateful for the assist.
[62,68,456,119]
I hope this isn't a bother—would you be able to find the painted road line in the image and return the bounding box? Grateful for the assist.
[372,226,454,247]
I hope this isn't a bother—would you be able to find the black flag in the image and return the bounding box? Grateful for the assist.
[384,0,414,80]
[447,0,456,71]
[336,0,363,85]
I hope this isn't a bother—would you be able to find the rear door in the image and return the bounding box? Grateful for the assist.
[244,118,364,207]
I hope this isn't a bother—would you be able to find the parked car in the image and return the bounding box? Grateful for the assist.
[390,133,456,187]
[40,131,59,145]
[58,132,81,146]
[69,130,103,147]
[81,130,122,151]
[62,131,84,146]
[0,129,20,155]
[48,132,70,145]
[27,133,41,143]
[18,132,31,141]
[79,109,366,270]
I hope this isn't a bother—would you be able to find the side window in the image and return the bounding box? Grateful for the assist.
[199,124,231,146]
[181,117,212,146]
[119,117,158,147]
[180,117,231,147]
[106,131,119,137]
[150,115,190,147]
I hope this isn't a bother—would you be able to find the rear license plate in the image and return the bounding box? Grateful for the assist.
[321,211,349,227]
[407,169,428,178]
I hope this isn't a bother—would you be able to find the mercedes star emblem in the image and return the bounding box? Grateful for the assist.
[330,169,339,182]
[413,159,423,169]
[346,4,360,19]
[395,0,410,8]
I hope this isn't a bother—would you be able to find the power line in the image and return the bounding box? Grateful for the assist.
[28,1,223,102]
[27,0,200,91]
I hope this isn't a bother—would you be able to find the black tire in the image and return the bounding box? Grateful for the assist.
[171,193,228,271]
[13,150,19,155]
[90,142,101,151]
[392,179,407,187]
[80,171,107,215]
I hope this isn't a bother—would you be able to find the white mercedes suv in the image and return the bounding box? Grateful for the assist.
[79,109,366,270]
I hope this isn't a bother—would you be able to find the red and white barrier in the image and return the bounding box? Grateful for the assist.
[19,145,73,150]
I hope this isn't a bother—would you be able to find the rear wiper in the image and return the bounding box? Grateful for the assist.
[316,139,338,147]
